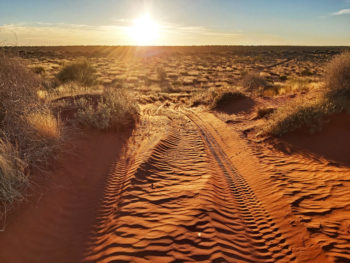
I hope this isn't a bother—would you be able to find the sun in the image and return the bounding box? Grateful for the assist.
[128,14,159,46]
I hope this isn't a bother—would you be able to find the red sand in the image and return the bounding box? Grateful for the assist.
[215,96,255,115]
[282,113,350,166]
[1,110,350,262]
[0,131,128,263]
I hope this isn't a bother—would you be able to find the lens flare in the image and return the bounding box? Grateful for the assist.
[128,14,159,46]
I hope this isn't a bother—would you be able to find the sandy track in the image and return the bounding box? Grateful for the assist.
[2,108,346,262]
[85,109,300,262]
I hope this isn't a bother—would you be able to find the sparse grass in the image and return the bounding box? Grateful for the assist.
[48,82,104,101]
[73,88,139,130]
[325,51,350,93]
[280,75,288,82]
[191,87,226,107]
[262,51,350,136]
[211,91,246,110]
[276,78,310,95]
[32,66,45,75]
[57,59,97,86]
[26,110,61,139]
[0,55,62,204]
[242,72,268,92]
[300,68,314,76]
[256,107,275,119]
[263,95,339,136]
[0,138,28,204]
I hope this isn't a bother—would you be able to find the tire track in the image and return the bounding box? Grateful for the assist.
[183,110,296,263]
[250,141,350,263]
[85,110,298,262]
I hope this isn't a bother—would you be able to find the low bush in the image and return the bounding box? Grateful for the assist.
[57,59,97,86]
[32,66,45,75]
[26,109,61,139]
[263,96,340,136]
[242,72,268,92]
[0,138,28,204]
[256,107,275,119]
[211,91,246,110]
[0,55,61,204]
[191,88,219,107]
[325,51,350,93]
[263,51,350,137]
[73,88,139,130]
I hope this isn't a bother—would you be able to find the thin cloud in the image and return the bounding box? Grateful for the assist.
[0,22,242,46]
[0,23,129,45]
[332,9,350,15]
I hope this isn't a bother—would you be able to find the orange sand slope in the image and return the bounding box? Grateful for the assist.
[1,109,350,263]
[0,131,128,263]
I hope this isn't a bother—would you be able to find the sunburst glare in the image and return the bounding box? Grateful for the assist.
[128,14,159,46]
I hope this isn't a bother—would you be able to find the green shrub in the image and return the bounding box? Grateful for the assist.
[57,59,97,86]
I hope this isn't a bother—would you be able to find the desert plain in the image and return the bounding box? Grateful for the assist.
[0,46,350,263]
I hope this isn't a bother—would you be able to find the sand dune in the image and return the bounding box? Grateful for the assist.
[1,108,350,262]
[85,110,302,262]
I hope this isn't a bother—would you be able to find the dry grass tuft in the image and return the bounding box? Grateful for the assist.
[211,91,246,110]
[26,111,61,139]
[0,138,28,204]
[255,107,275,119]
[73,88,139,130]
[262,51,350,137]
[325,51,350,93]
[57,59,97,86]
[242,72,268,92]
[263,95,339,136]
[0,55,62,204]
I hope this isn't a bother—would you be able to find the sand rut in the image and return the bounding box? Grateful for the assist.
[85,110,297,262]
[185,111,296,262]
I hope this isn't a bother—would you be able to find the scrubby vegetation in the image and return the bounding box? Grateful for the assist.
[57,59,97,86]
[191,88,219,107]
[73,89,139,130]
[325,51,350,93]
[0,55,139,205]
[0,138,28,203]
[0,55,62,204]
[255,107,275,119]
[211,91,247,110]
[242,72,268,92]
[263,51,350,136]
[263,96,339,136]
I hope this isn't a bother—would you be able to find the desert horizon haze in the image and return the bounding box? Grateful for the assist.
[0,0,350,46]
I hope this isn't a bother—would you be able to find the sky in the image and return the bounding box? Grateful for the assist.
[0,0,349,46]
